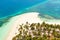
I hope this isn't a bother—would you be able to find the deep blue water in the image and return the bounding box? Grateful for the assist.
[0,0,46,18]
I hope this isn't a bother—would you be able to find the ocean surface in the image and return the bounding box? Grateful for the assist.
[0,0,46,27]
[0,0,60,40]
[0,0,46,40]
[0,0,46,18]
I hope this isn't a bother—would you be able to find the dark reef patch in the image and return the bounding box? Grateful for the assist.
[0,16,12,27]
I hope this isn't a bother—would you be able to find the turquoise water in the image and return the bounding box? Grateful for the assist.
[0,0,46,27]
[0,0,60,40]
[0,23,11,40]
[0,0,46,40]
[23,0,60,19]
[0,0,46,18]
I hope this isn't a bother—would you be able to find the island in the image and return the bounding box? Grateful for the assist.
[12,22,60,40]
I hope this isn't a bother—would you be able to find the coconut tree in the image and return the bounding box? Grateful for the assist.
[30,23,36,27]
[36,23,40,29]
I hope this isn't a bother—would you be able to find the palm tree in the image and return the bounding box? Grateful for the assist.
[41,22,46,26]
[36,23,40,28]
[24,25,29,29]
[12,22,60,40]
[30,23,36,27]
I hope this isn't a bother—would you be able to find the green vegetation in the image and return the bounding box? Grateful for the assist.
[12,22,60,40]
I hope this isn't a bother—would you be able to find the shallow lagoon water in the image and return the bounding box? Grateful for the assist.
[0,0,60,40]
[0,0,46,40]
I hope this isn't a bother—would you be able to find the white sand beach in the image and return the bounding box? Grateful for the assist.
[6,12,43,40]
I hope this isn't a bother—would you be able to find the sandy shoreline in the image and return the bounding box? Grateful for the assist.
[6,12,42,40]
